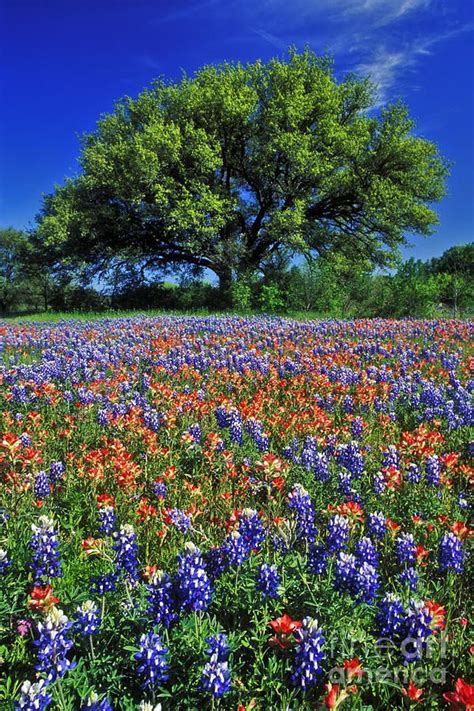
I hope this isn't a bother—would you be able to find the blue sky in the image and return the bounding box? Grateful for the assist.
[1,0,473,261]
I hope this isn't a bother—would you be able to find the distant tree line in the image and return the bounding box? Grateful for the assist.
[1,226,471,318]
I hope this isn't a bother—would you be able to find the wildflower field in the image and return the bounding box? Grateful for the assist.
[0,316,472,710]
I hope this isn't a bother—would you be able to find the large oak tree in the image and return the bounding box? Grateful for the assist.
[37,48,448,290]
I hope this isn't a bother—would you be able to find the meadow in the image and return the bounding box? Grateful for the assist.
[0,315,472,710]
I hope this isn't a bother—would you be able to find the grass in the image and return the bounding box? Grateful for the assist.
[1,309,332,323]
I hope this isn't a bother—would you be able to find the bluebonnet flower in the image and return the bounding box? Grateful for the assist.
[30,516,62,583]
[256,563,280,598]
[74,600,101,636]
[223,531,249,566]
[308,543,328,575]
[0,548,11,574]
[338,471,353,497]
[355,537,379,568]
[19,432,31,447]
[49,461,65,484]
[313,452,330,482]
[200,634,231,699]
[238,508,265,551]
[291,617,325,689]
[457,491,468,510]
[405,463,421,484]
[288,485,317,542]
[97,409,109,427]
[229,415,243,445]
[354,562,380,603]
[34,471,50,499]
[205,546,226,579]
[176,543,213,612]
[403,601,433,662]
[134,631,169,689]
[153,479,167,499]
[113,524,139,583]
[367,512,386,540]
[396,533,416,565]
[246,418,269,451]
[90,572,118,596]
[334,552,357,594]
[382,445,399,469]
[15,679,52,710]
[169,508,191,534]
[80,692,113,710]
[282,442,298,462]
[11,385,28,403]
[326,515,349,553]
[399,567,418,591]
[337,441,364,478]
[373,472,386,494]
[325,434,337,456]
[143,409,162,433]
[253,427,269,453]
[376,594,405,640]
[98,506,116,535]
[343,394,354,414]
[146,569,177,628]
[425,455,441,486]
[34,606,75,681]
[351,417,363,438]
[216,405,231,428]
[187,423,202,443]
[439,532,464,572]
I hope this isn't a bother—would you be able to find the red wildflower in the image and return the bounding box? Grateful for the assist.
[425,600,446,631]
[343,657,363,681]
[268,613,301,650]
[443,678,474,710]
[415,545,431,566]
[328,500,364,524]
[401,681,424,703]
[324,682,349,709]
[440,452,459,470]
[162,465,177,480]
[97,493,115,508]
[81,537,106,556]
[237,700,256,711]
[28,585,59,613]
[143,565,157,580]
[137,498,157,521]
[386,518,401,534]
[451,522,472,540]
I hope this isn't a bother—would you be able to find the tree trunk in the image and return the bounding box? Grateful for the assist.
[216,267,233,294]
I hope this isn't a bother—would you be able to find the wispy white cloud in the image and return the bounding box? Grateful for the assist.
[146,0,472,108]
[154,0,222,25]
[136,55,162,72]
[354,21,474,104]
[251,28,287,50]
[346,0,431,26]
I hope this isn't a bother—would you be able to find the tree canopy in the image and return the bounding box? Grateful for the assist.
[37,48,449,290]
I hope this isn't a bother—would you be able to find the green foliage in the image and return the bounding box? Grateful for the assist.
[36,48,448,287]
[231,275,256,312]
[258,283,285,313]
